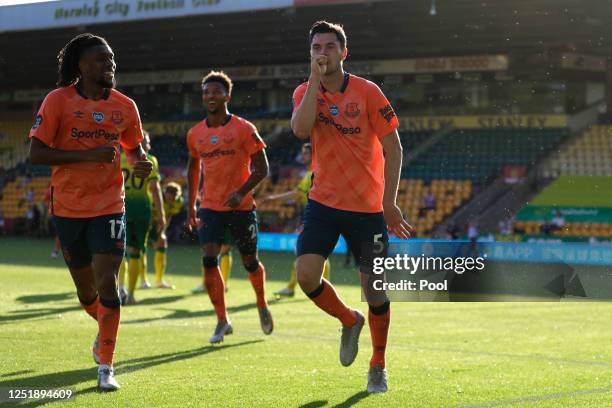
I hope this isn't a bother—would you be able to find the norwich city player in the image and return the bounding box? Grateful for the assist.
[120,131,165,304]
[187,71,273,343]
[147,181,183,288]
[292,21,413,393]
[262,143,331,298]
[29,33,152,391]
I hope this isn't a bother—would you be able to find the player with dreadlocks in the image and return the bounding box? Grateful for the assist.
[29,33,152,391]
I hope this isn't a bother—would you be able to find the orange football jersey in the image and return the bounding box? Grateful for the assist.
[29,86,143,218]
[293,73,399,212]
[187,115,266,211]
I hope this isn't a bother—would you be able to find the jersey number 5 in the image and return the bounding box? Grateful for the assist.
[373,233,384,254]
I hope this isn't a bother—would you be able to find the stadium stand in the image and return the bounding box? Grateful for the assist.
[265,133,303,166]
[0,122,30,171]
[543,125,612,178]
[7,117,584,239]
[253,176,302,232]
[252,176,472,237]
[400,131,433,152]
[0,176,49,219]
[403,128,568,183]
[398,179,472,237]
[0,121,478,238]
[514,221,612,238]
[0,0,606,243]
[150,135,189,167]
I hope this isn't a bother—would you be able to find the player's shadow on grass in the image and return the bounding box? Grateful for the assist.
[0,292,79,325]
[0,293,189,325]
[0,305,82,325]
[16,293,74,304]
[299,401,328,408]
[333,391,370,407]
[123,298,309,326]
[0,340,262,408]
[299,391,370,408]
[129,294,187,306]
[0,369,35,378]
[123,301,260,325]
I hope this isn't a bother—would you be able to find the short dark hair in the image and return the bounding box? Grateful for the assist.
[201,71,233,94]
[56,33,109,87]
[309,20,347,49]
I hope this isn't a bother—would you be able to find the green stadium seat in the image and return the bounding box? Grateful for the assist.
[402,128,568,184]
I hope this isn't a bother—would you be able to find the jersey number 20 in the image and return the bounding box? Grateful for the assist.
[122,168,145,190]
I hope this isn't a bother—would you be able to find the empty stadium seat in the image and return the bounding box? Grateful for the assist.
[399,131,433,152]
[545,125,612,177]
[0,121,31,170]
[397,178,472,236]
[0,176,50,219]
[402,128,568,183]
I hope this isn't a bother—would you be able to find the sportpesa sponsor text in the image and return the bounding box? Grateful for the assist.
[199,148,237,158]
[318,113,361,135]
[71,128,119,141]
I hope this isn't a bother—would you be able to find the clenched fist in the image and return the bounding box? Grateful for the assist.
[311,55,328,78]
[132,153,153,179]
[88,145,117,163]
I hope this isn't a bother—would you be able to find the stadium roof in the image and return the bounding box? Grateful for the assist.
[1,0,611,91]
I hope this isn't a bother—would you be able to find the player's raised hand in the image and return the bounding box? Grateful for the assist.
[383,203,414,240]
[89,145,117,163]
[310,55,328,78]
[133,153,153,179]
[223,191,245,209]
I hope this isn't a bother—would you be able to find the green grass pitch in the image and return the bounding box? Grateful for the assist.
[2,237,612,407]
[532,176,612,208]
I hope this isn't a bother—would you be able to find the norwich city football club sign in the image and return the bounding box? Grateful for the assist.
[0,0,293,32]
